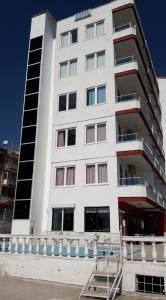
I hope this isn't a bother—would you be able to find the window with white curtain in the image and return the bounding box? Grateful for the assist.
[61,32,68,47]
[60,59,77,78]
[86,20,104,40]
[86,163,108,185]
[86,85,106,106]
[69,59,77,76]
[86,51,105,71]
[86,123,106,144]
[97,51,105,68]
[55,166,75,186]
[61,29,78,47]
[57,128,76,147]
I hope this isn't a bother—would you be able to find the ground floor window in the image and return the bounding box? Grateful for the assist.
[85,207,110,232]
[52,208,74,231]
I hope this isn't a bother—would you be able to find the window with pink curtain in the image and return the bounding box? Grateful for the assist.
[66,167,75,185]
[56,168,65,186]
[97,124,106,142]
[86,165,95,184]
[57,130,65,147]
[98,164,107,183]
[86,126,95,143]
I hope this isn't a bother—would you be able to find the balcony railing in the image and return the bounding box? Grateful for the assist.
[116,93,139,103]
[115,55,137,66]
[113,22,135,33]
[0,195,14,202]
[117,133,143,143]
[118,177,144,186]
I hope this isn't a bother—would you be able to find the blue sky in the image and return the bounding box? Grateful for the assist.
[0,0,166,146]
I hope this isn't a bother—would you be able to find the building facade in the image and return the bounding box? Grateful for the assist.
[12,0,166,236]
[0,147,18,233]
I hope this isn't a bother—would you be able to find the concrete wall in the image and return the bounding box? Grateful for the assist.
[0,255,166,293]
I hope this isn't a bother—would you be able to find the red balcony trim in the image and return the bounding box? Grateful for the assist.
[116,108,140,116]
[112,3,159,95]
[115,69,138,77]
[113,34,136,44]
[117,150,143,157]
[112,3,134,13]
[118,197,165,211]
[117,150,165,185]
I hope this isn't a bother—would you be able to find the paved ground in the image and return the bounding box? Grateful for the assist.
[0,277,161,300]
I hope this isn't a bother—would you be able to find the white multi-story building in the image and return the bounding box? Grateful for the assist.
[12,0,166,237]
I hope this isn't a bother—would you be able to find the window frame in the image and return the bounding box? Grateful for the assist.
[86,50,105,72]
[60,59,77,78]
[84,206,110,232]
[55,166,76,187]
[60,29,78,47]
[52,208,74,231]
[58,92,77,112]
[57,127,76,148]
[85,122,107,144]
[86,84,106,107]
[85,162,108,185]
[86,20,105,40]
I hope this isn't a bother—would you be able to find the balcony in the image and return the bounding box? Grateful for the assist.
[118,176,144,186]
[116,132,165,181]
[114,22,134,33]
[117,133,143,143]
[116,92,139,103]
[112,1,159,99]
[115,72,164,157]
[117,175,166,209]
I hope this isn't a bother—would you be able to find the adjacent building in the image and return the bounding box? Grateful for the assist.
[0,147,18,233]
[12,0,166,237]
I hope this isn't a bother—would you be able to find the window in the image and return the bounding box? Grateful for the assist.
[86,85,106,106]
[57,128,76,147]
[52,208,74,231]
[86,20,104,40]
[26,78,40,95]
[30,36,43,51]
[86,163,108,184]
[86,51,105,71]
[20,143,35,161]
[21,126,36,144]
[136,275,165,294]
[60,59,77,78]
[23,110,37,126]
[16,180,32,199]
[86,123,106,144]
[85,207,110,232]
[27,63,41,80]
[58,93,74,110]
[18,161,34,180]
[61,29,78,47]
[28,49,42,65]
[24,93,38,110]
[55,166,75,186]
[14,200,30,220]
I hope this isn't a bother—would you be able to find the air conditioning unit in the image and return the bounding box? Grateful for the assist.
[128,164,136,175]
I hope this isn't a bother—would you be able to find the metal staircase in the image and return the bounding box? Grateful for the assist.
[80,238,123,300]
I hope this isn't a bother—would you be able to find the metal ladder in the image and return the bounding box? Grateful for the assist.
[80,239,123,299]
